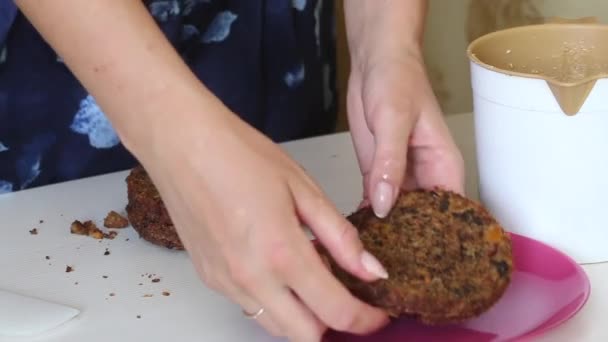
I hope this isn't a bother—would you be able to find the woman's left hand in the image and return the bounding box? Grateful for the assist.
[347,48,465,218]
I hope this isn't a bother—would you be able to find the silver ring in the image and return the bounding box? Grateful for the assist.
[243,307,265,319]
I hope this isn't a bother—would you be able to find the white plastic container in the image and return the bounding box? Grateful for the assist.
[468,17,608,264]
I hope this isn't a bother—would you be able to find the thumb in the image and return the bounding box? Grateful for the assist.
[291,178,389,282]
[368,106,416,218]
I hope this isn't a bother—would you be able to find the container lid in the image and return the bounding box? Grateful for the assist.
[467,17,608,115]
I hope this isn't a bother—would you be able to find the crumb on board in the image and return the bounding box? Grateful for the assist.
[71,220,119,240]
[71,220,103,239]
[104,248,110,256]
[143,294,153,298]
[29,228,38,235]
[151,278,160,283]
[102,275,108,279]
[103,231,118,240]
[66,266,74,273]
[74,282,79,285]
[45,256,50,260]
[136,315,141,319]
[109,293,115,297]
[138,283,143,286]
[39,219,44,224]
[103,211,129,228]
[162,291,170,296]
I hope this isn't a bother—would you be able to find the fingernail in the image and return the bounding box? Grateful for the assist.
[361,250,389,279]
[372,181,393,218]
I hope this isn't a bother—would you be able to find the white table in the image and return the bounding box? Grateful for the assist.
[0,112,605,341]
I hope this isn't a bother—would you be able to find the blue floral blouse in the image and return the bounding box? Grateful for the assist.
[0,0,337,194]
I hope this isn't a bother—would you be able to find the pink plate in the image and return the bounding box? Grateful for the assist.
[324,233,590,342]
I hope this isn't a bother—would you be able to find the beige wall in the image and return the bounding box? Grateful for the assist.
[335,0,608,131]
[423,0,472,115]
[424,0,608,115]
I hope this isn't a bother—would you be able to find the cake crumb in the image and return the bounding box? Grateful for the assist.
[104,248,110,256]
[103,211,129,228]
[70,220,104,239]
[162,291,170,296]
[66,266,74,273]
[109,293,115,297]
[29,228,38,235]
[136,315,141,319]
[102,275,108,279]
[151,278,160,283]
[39,219,44,224]
[143,294,154,298]
[103,231,118,240]
[45,256,50,260]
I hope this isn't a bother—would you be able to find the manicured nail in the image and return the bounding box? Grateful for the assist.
[372,181,393,218]
[361,250,389,279]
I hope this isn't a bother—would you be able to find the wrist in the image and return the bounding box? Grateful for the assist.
[350,40,424,76]
[114,82,227,164]
[344,0,427,73]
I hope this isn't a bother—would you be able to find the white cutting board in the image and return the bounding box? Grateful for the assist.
[0,114,480,342]
[0,133,374,342]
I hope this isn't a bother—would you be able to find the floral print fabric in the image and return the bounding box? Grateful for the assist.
[0,0,337,193]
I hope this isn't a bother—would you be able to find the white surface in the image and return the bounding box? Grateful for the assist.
[0,112,604,341]
[0,289,79,337]
[470,60,608,264]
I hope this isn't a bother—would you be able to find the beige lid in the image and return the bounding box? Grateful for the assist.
[467,17,608,115]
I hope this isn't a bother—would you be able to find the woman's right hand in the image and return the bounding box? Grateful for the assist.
[136,98,389,341]
[14,2,388,339]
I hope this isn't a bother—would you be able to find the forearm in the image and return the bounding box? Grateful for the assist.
[344,0,428,68]
[15,0,221,155]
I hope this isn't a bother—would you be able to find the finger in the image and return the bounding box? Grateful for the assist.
[278,236,389,336]
[361,173,371,205]
[367,103,416,219]
[255,282,326,342]
[410,114,466,194]
[409,145,465,194]
[202,274,284,336]
[316,246,332,271]
[346,73,376,204]
[265,197,389,335]
[290,177,388,282]
[238,290,285,337]
[356,198,370,210]
[189,249,284,337]
[238,294,284,337]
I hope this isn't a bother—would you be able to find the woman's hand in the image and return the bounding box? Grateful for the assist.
[348,50,465,217]
[345,0,465,218]
[16,1,389,340]
[138,100,389,341]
